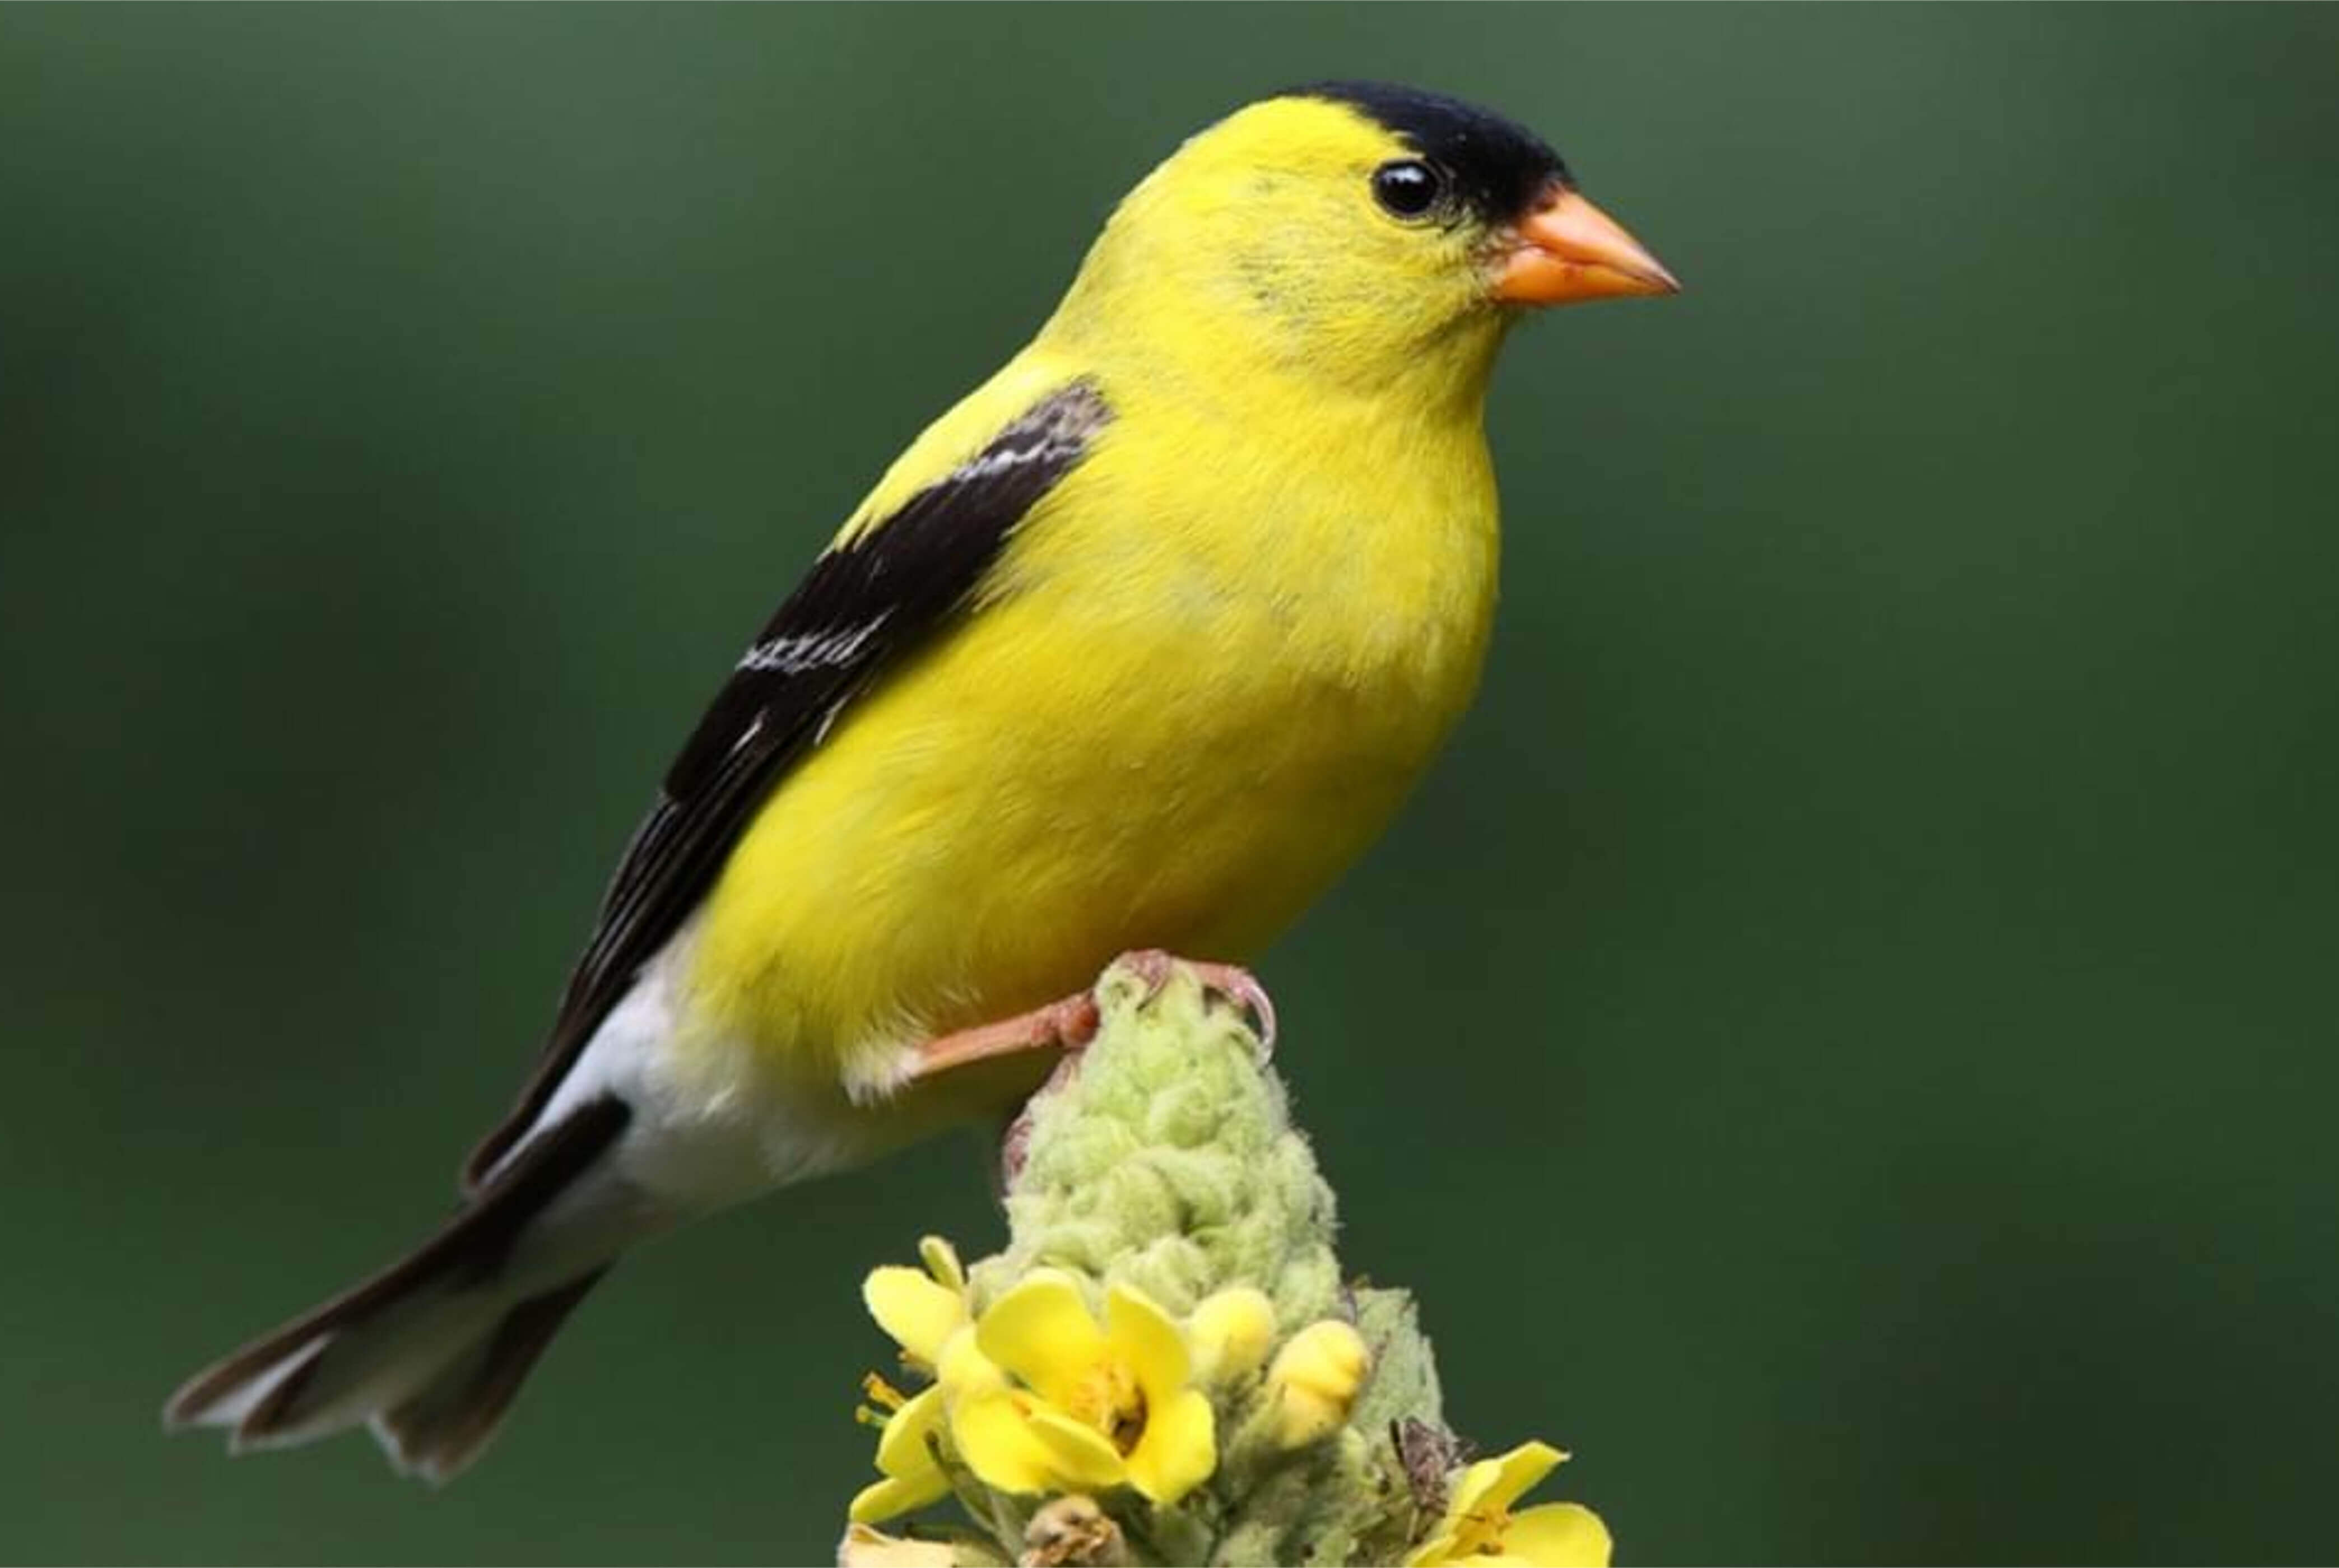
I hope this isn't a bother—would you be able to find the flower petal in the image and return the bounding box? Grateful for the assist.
[1123,1386,1215,1504]
[863,1266,966,1365]
[1104,1281,1192,1402]
[917,1234,966,1294]
[1440,1458,1506,1550]
[1453,1439,1566,1519]
[975,1269,1108,1400]
[936,1326,1006,1399]
[1433,1441,1569,1560]
[1022,1406,1131,1492]
[1404,1529,1465,1568]
[1501,1504,1613,1567]
[948,1390,1061,1495]
[873,1387,945,1480]
[847,1469,951,1526]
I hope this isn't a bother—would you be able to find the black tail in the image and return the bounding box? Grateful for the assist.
[165,1098,629,1482]
[369,1265,610,1480]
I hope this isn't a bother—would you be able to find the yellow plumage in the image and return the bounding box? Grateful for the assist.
[694,100,1508,1082]
[166,83,1676,1483]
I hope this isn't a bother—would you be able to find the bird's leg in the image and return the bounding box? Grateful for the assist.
[910,992,1103,1081]
[917,953,1279,1190]
[912,951,1275,1084]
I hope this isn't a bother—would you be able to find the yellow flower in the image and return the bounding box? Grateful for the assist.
[848,1378,952,1524]
[1262,1319,1370,1448]
[1407,1441,1611,1568]
[849,1237,971,1524]
[1188,1287,1276,1384]
[948,1268,1216,1505]
[863,1235,969,1369]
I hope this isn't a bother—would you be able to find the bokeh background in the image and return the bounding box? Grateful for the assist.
[6,7,2336,1564]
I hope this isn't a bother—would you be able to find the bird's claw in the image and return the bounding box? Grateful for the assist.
[1113,948,1277,1060]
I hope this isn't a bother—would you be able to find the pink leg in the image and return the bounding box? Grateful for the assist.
[912,992,1101,1081]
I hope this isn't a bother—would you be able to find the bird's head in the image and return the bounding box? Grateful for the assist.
[1048,82,1678,408]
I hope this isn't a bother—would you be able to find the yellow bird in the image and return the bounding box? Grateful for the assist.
[166,81,1677,1481]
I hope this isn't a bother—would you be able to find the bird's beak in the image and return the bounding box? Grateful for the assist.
[1491,184,1681,307]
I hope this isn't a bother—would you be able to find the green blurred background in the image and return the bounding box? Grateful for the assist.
[5,6,2336,1563]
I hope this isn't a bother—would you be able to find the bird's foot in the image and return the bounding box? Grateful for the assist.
[955,952,1277,1188]
[914,951,1275,1086]
[1115,948,1277,1059]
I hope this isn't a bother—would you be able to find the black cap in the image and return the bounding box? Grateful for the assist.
[1290,81,1569,225]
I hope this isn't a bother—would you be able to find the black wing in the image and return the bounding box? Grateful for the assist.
[463,379,1112,1186]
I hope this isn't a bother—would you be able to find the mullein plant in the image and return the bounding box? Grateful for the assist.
[840,961,1610,1568]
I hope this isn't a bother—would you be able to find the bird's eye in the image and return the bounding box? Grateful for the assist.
[1370,159,1444,220]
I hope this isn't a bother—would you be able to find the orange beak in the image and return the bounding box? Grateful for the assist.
[1491,184,1681,307]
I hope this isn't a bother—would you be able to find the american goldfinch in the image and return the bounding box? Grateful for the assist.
[166,81,1677,1481]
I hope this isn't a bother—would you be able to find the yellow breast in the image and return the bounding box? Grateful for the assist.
[685,351,1500,1080]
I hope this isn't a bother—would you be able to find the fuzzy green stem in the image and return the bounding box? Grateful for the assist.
[840,959,1596,1568]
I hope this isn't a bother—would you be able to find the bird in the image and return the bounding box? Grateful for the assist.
[165,80,1678,1483]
